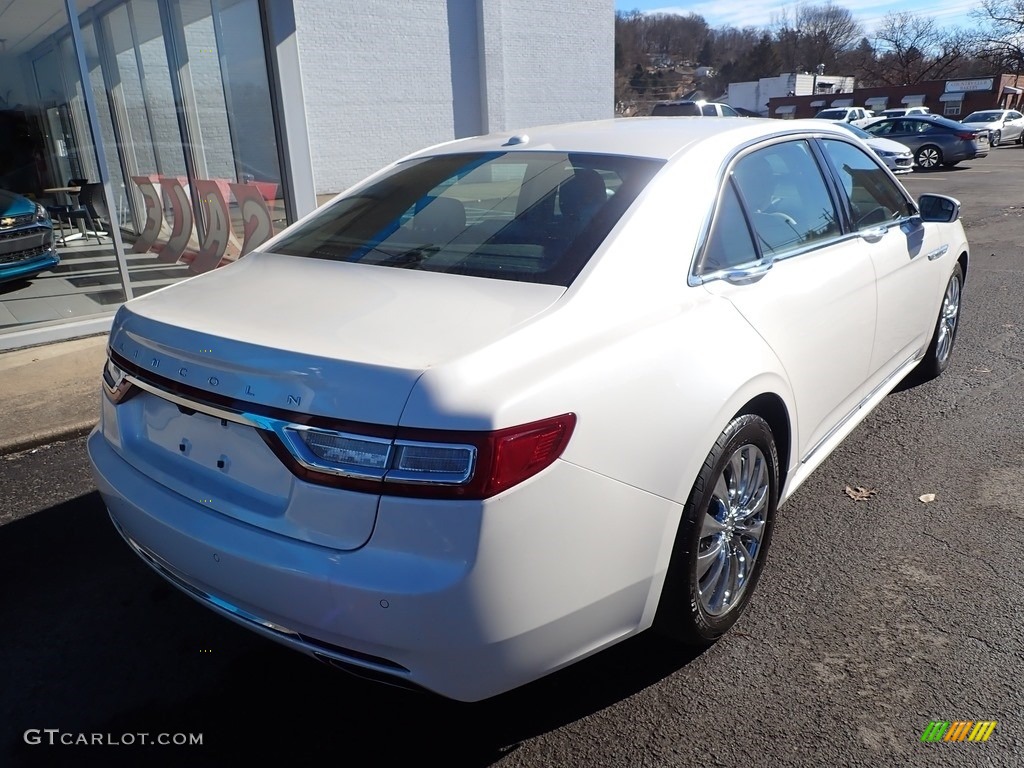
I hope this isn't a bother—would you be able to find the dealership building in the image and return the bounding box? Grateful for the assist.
[0,0,612,351]
[766,74,1024,120]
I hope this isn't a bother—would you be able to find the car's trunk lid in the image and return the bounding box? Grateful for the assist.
[105,252,564,549]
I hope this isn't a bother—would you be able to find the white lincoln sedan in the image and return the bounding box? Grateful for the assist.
[88,118,968,702]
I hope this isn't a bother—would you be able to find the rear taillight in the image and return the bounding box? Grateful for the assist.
[273,413,577,499]
[956,132,976,141]
[104,349,576,500]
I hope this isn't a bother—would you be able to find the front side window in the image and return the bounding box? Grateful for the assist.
[271,152,663,286]
[820,140,912,230]
[731,142,840,257]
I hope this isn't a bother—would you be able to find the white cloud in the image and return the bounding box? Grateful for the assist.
[637,0,979,34]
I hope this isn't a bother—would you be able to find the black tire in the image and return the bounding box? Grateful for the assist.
[915,145,943,169]
[917,262,964,380]
[990,130,1001,148]
[654,414,779,646]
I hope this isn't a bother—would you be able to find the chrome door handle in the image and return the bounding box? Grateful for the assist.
[723,261,773,285]
[859,226,887,243]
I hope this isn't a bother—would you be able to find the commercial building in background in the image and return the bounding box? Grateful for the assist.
[767,75,1024,120]
[0,0,612,351]
[727,71,856,117]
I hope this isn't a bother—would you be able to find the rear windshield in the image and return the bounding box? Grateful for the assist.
[271,151,663,286]
[651,102,700,116]
[815,109,847,120]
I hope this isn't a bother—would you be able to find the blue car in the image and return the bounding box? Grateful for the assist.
[0,189,59,285]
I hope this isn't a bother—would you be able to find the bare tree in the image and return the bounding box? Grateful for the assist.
[867,12,971,85]
[771,3,862,73]
[970,0,1024,73]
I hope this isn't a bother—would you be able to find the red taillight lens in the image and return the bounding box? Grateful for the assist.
[956,132,975,141]
[478,414,577,497]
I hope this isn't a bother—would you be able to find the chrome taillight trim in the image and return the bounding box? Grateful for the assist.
[106,355,478,487]
[280,424,393,481]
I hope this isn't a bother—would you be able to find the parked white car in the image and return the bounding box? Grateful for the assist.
[814,106,877,127]
[877,106,930,118]
[88,117,968,702]
[960,109,1024,147]
[860,106,931,130]
[824,120,915,174]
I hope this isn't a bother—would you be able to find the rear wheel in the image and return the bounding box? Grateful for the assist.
[654,414,779,646]
[915,145,942,169]
[917,263,964,380]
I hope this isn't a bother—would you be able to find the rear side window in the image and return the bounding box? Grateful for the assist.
[700,181,758,272]
[271,152,663,286]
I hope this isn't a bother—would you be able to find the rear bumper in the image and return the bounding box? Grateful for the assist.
[87,426,678,701]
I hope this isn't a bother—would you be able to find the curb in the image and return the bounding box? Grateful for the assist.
[0,420,98,457]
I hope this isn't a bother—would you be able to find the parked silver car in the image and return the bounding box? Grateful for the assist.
[960,109,1024,147]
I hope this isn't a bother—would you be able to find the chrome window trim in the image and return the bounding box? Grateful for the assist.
[688,132,918,287]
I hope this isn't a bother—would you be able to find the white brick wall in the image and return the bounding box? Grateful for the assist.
[294,0,613,196]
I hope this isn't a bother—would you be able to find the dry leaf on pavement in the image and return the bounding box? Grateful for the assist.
[845,485,877,501]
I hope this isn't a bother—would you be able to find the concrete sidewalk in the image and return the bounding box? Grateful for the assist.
[0,333,107,455]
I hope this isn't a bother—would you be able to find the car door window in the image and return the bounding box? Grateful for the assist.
[895,119,919,136]
[820,140,911,230]
[700,180,758,272]
[867,120,894,137]
[701,104,717,116]
[731,142,840,257]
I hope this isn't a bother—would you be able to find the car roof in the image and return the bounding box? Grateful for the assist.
[403,118,856,163]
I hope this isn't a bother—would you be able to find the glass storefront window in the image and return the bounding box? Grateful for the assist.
[0,0,289,344]
[0,0,127,335]
[81,0,288,289]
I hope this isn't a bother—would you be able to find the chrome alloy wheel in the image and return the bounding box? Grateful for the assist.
[696,443,769,617]
[935,271,962,365]
[916,146,941,169]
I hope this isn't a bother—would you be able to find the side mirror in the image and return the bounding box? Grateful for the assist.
[917,193,961,223]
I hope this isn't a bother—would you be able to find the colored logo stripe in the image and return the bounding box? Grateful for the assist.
[921,722,949,742]
[921,721,996,742]
[969,721,997,742]
[944,721,973,741]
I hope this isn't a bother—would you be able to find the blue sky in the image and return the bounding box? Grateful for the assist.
[614,1,980,35]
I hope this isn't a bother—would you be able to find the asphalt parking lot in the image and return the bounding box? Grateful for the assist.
[2,144,1023,767]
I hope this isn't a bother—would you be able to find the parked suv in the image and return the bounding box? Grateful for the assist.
[651,99,741,117]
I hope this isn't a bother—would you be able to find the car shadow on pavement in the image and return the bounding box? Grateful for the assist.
[1,492,704,767]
